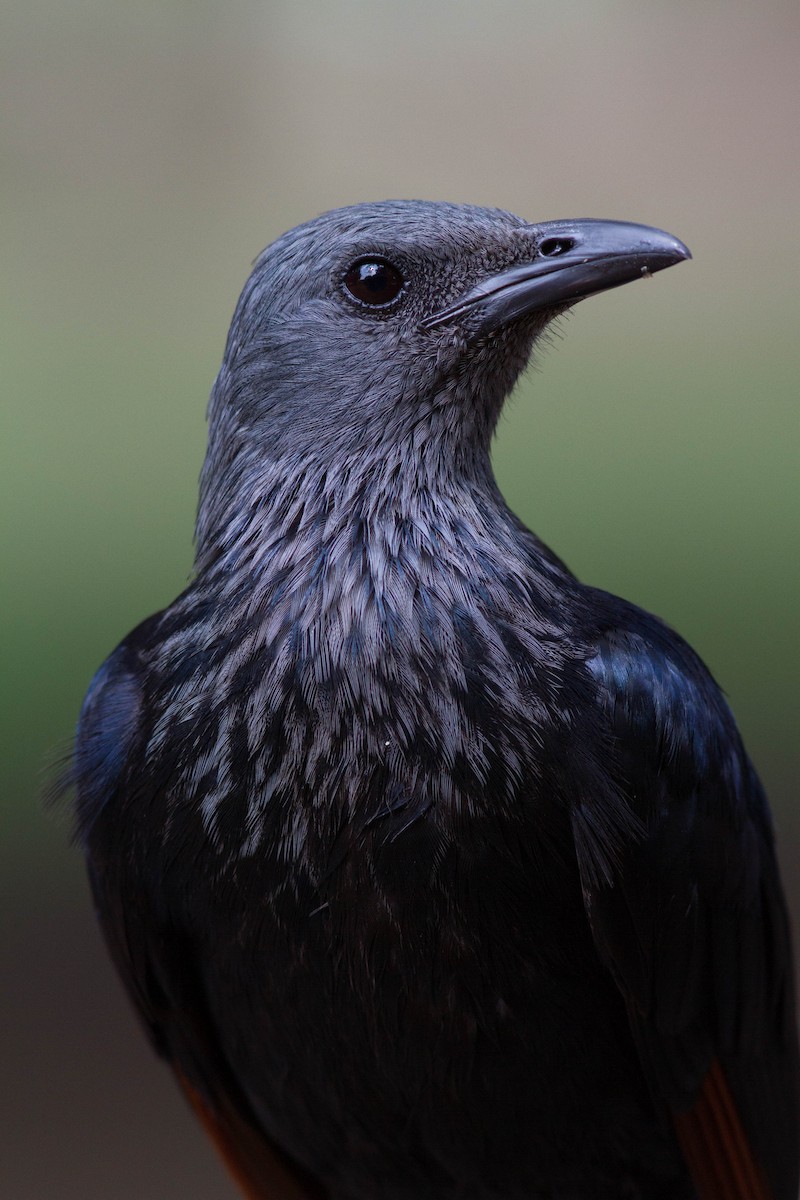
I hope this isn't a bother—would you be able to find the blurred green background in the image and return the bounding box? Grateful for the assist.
[2,2,798,1196]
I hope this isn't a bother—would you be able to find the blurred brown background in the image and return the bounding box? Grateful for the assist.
[2,2,798,1196]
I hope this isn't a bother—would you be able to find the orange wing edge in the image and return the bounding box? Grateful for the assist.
[672,1058,771,1200]
[176,1068,325,1200]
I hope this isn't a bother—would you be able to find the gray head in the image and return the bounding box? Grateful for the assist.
[197,200,688,562]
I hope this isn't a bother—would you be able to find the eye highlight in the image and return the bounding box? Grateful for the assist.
[343,258,405,308]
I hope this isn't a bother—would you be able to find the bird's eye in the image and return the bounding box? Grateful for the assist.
[538,237,576,258]
[343,258,405,307]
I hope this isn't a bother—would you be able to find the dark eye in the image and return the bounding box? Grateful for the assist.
[343,257,405,307]
[538,236,576,258]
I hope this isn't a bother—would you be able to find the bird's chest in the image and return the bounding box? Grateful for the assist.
[149,572,580,873]
[125,597,634,1193]
[146,584,585,978]
[153,615,590,1072]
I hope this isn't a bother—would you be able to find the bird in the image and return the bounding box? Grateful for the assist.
[73,200,799,1200]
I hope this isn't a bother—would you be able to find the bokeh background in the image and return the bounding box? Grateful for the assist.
[2,2,798,1196]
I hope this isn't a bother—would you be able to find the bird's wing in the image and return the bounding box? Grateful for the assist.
[581,616,799,1200]
[74,636,326,1200]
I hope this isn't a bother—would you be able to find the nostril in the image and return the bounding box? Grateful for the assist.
[538,236,576,258]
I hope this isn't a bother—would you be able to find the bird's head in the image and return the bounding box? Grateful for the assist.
[198,201,689,556]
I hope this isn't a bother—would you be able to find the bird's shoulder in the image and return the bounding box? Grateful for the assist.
[72,612,164,843]
[574,591,798,1198]
[577,588,777,936]
[584,594,745,787]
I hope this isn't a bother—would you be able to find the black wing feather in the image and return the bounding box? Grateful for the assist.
[583,612,799,1199]
[74,632,324,1200]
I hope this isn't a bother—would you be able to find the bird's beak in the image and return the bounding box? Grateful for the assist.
[421,219,691,338]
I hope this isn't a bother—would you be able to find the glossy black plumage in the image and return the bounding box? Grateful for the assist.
[74,201,798,1199]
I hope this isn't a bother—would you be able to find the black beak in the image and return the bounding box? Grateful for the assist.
[421,219,691,338]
